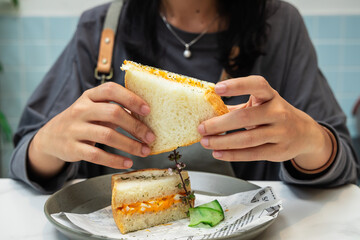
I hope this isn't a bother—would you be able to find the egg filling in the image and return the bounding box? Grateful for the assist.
[118,194,185,215]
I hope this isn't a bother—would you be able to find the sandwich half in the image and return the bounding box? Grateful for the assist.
[111,168,193,234]
[121,60,229,155]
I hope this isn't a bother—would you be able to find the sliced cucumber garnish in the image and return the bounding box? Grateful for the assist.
[196,199,223,214]
[188,200,225,227]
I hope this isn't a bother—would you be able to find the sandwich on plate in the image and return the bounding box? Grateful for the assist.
[111,168,193,234]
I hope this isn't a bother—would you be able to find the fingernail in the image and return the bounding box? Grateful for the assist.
[141,146,151,156]
[215,83,226,94]
[140,105,150,115]
[198,124,206,135]
[201,137,209,147]
[124,160,133,168]
[145,132,156,143]
[213,151,223,158]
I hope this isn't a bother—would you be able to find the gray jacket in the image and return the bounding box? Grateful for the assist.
[10,1,359,193]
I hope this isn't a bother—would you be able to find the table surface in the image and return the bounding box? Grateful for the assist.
[1,178,359,240]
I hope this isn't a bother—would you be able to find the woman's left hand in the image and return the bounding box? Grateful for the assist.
[198,76,332,171]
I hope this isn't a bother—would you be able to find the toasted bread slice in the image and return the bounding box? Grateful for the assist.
[111,169,193,234]
[121,60,229,154]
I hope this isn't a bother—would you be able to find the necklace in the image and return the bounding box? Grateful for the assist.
[161,14,219,58]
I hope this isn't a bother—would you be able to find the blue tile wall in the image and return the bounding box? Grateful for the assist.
[0,17,20,40]
[0,16,78,177]
[21,17,47,42]
[0,43,21,65]
[317,16,342,39]
[344,44,360,66]
[48,18,77,41]
[316,44,342,68]
[344,16,360,39]
[0,15,360,177]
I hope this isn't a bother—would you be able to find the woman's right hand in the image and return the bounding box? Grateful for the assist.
[28,82,156,178]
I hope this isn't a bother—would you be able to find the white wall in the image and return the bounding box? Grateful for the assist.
[0,0,360,16]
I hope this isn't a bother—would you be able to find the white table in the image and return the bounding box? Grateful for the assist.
[1,179,359,240]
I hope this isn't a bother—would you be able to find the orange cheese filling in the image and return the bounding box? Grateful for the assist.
[118,194,185,215]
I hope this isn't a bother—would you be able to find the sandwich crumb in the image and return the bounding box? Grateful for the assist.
[161,223,173,226]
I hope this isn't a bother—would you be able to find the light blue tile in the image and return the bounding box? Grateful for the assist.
[48,17,77,41]
[8,117,20,136]
[315,44,341,68]
[341,71,360,97]
[347,117,357,137]
[326,78,338,93]
[23,44,49,66]
[0,16,20,40]
[343,44,360,66]
[339,97,358,119]
[321,70,339,94]
[1,144,14,177]
[344,15,360,39]
[0,43,21,66]
[49,43,67,65]
[317,16,342,39]
[0,95,24,118]
[303,16,317,39]
[21,17,46,41]
[0,70,22,98]
[24,71,45,97]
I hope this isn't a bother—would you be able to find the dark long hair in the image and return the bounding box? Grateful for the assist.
[120,0,270,77]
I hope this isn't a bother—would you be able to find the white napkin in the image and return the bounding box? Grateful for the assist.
[52,186,282,240]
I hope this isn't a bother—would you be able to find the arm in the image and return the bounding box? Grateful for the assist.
[275,4,359,186]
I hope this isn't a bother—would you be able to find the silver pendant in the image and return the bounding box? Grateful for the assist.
[183,44,191,58]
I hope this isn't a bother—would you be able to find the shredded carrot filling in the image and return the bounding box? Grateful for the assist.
[118,194,184,215]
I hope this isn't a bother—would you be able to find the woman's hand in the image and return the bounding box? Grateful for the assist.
[28,82,156,178]
[198,76,333,171]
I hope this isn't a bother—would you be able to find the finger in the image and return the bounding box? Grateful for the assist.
[97,121,118,130]
[77,143,133,169]
[85,82,151,116]
[78,123,151,157]
[227,103,247,112]
[200,126,278,150]
[199,102,275,135]
[215,76,275,102]
[84,102,155,144]
[212,143,281,162]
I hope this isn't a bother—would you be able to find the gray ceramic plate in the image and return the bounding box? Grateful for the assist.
[44,171,275,240]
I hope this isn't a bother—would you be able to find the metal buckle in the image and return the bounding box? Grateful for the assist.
[94,67,113,84]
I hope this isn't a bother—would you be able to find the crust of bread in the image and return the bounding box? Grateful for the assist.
[123,60,213,88]
[111,168,166,190]
[205,89,229,116]
[150,138,200,155]
[112,169,190,206]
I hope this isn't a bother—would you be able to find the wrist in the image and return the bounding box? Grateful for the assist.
[292,124,337,174]
[28,131,65,178]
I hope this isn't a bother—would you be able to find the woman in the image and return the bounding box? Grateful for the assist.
[10,0,358,193]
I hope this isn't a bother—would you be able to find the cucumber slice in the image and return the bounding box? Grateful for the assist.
[197,199,224,214]
[189,207,224,227]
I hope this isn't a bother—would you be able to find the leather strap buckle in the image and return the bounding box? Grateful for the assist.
[94,67,113,84]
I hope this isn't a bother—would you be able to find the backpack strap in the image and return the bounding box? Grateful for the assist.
[95,0,124,84]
